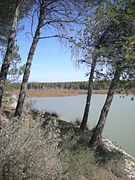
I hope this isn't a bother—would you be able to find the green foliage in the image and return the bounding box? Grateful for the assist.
[0,43,24,83]
[98,1,135,69]
[8,44,24,82]
[0,0,34,47]
[7,80,135,92]
[79,0,135,84]
[27,81,88,90]
[0,0,15,46]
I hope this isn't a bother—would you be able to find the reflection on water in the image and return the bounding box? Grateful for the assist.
[28,94,135,157]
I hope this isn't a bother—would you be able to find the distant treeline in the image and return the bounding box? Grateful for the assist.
[9,80,135,91]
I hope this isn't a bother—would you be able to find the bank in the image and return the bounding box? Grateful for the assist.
[0,93,135,179]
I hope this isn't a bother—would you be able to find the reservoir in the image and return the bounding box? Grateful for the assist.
[28,94,135,157]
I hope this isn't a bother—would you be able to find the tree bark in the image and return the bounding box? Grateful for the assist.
[80,27,109,132]
[14,0,46,117]
[0,0,20,108]
[89,66,122,148]
[80,57,96,131]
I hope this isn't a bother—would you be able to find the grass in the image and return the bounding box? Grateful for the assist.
[0,103,128,180]
[41,114,127,179]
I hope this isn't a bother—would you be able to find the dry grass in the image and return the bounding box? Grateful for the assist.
[15,88,134,99]
[21,89,109,98]
[0,116,63,179]
[26,89,87,98]
[0,93,130,179]
[0,106,128,180]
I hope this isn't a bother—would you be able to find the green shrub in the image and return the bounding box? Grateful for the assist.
[0,118,62,179]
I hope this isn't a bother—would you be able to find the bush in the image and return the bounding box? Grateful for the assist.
[0,117,62,179]
[60,129,96,180]
[0,113,127,179]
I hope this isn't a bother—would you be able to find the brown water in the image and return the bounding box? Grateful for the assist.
[28,94,135,157]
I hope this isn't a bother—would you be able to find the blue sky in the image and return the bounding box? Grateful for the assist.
[16,18,88,83]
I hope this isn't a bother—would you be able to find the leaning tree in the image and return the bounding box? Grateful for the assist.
[14,0,89,117]
[0,0,35,108]
[89,0,135,148]
[0,0,21,108]
[79,1,113,131]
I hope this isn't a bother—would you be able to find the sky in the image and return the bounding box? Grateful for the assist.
[16,17,88,83]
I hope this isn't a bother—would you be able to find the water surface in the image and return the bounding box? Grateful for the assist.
[28,94,135,157]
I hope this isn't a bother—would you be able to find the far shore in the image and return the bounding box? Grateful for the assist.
[14,88,134,98]
[25,89,87,98]
[25,89,109,98]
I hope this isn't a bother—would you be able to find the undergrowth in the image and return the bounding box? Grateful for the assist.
[0,109,127,180]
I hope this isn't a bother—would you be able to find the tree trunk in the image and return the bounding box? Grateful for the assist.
[80,57,96,131]
[0,0,20,108]
[89,66,122,148]
[80,28,108,132]
[14,0,46,117]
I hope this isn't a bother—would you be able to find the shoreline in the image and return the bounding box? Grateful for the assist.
[26,89,88,98]
[21,89,134,98]
[102,138,135,179]
[2,94,135,179]
[24,89,108,98]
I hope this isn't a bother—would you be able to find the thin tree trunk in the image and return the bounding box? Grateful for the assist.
[14,0,46,117]
[80,57,96,131]
[80,28,109,132]
[0,0,20,108]
[89,66,122,148]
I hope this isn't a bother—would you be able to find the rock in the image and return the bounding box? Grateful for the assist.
[9,94,17,109]
[0,117,9,130]
[102,138,135,180]
[125,159,135,180]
